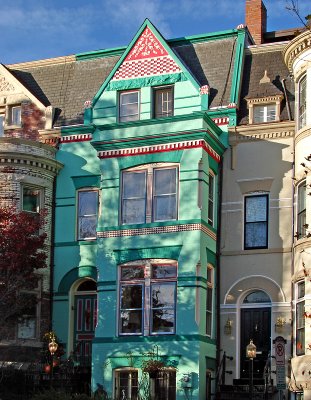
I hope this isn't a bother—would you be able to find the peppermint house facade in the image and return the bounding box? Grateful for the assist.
[1,0,311,399]
[52,19,245,400]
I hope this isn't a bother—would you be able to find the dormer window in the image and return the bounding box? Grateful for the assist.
[119,90,139,122]
[247,70,283,125]
[253,104,276,123]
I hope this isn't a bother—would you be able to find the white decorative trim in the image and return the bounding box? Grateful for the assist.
[60,134,92,143]
[212,117,229,126]
[200,85,210,95]
[98,139,221,162]
[98,223,216,240]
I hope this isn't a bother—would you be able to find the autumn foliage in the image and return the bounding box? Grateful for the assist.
[0,207,47,338]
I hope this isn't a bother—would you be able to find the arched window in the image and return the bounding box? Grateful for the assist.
[243,290,271,304]
[298,74,307,130]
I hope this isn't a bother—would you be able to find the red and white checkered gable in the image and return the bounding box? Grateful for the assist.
[111,27,181,81]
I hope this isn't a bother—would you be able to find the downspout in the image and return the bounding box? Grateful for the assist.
[216,156,224,388]
[49,175,57,331]
[281,78,293,121]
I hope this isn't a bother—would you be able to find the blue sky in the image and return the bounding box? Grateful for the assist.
[1,0,309,65]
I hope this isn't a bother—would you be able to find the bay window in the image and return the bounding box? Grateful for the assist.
[208,172,215,226]
[121,164,178,224]
[77,190,99,240]
[244,194,268,249]
[206,265,214,336]
[119,261,177,336]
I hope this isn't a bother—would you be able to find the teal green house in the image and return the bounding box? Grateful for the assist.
[53,20,246,399]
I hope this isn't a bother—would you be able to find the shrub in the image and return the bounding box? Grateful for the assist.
[31,389,91,400]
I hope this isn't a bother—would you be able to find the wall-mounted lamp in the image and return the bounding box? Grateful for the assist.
[275,316,286,333]
[224,317,233,335]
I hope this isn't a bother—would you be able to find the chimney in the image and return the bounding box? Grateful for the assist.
[245,0,267,44]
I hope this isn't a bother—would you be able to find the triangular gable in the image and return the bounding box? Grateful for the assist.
[111,26,181,81]
[93,19,200,105]
[0,64,47,111]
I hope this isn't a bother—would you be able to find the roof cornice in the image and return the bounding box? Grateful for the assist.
[7,55,76,70]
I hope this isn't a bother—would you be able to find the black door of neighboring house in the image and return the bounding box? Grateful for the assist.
[240,307,271,380]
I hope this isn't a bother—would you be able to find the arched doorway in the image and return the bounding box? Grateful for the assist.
[240,290,271,379]
[73,279,97,366]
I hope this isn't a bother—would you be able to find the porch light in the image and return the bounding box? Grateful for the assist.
[224,317,233,335]
[48,338,58,355]
[246,339,256,359]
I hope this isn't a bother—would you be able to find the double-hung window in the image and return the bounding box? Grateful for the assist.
[119,90,139,122]
[153,86,173,118]
[11,105,21,126]
[119,261,177,336]
[296,281,305,356]
[77,190,99,240]
[297,181,306,238]
[253,104,276,123]
[206,265,214,336]
[22,186,42,213]
[17,293,37,339]
[298,75,307,130]
[208,173,215,226]
[0,113,4,136]
[121,165,178,224]
[244,194,268,249]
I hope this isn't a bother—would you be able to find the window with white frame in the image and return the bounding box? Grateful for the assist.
[17,293,37,339]
[296,280,305,356]
[10,105,21,126]
[298,75,307,130]
[121,164,178,224]
[119,261,177,336]
[206,265,214,336]
[77,190,99,240]
[119,90,140,122]
[253,104,276,123]
[22,186,42,213]
[208,173,215,226]
[244,194,268,249]
[297,180,306,238]
[114,369,139,400]
[0,113,4,136]
[153,86,174,118]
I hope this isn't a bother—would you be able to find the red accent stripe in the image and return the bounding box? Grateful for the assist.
[85,299,91,331]
[77,299,83,331]
[99,142,220,163]
[77,334,94,340]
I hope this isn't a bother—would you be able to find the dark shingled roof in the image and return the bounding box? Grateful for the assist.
[238,47,295,125]
[7,35,238,126]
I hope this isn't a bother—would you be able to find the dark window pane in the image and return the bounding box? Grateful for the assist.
[243,290,271,304]
[154,87,173,118]
[152,265,177,279]
[23,187,41,212]
[151,309,175,334]
[153,195,176,221]
[121,266,145,280]
[245,196,267,222]
[121,285,143,308]
[78,216,97,239]
[122,171,146,224]
[245,222,267,248]
[154,168,176,195]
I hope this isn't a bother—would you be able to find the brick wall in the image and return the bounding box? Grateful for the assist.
[245,0,267,44]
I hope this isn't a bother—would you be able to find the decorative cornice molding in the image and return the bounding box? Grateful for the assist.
[97,138,221,163]
[283,30,311,73]
[8,55,76,70]
[246,42,288,55]
[60,133,92,143]
[295,125,311,144]
[212,117,229,126]
[0,152,63,174]
[98,223,217,241]
[229,121,295,143]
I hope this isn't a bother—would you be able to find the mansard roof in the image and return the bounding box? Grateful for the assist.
[6,26,241,127]
[238,44,295,125]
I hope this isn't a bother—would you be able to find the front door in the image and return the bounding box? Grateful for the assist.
[73,280,97,366]
[240,307,271,379]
